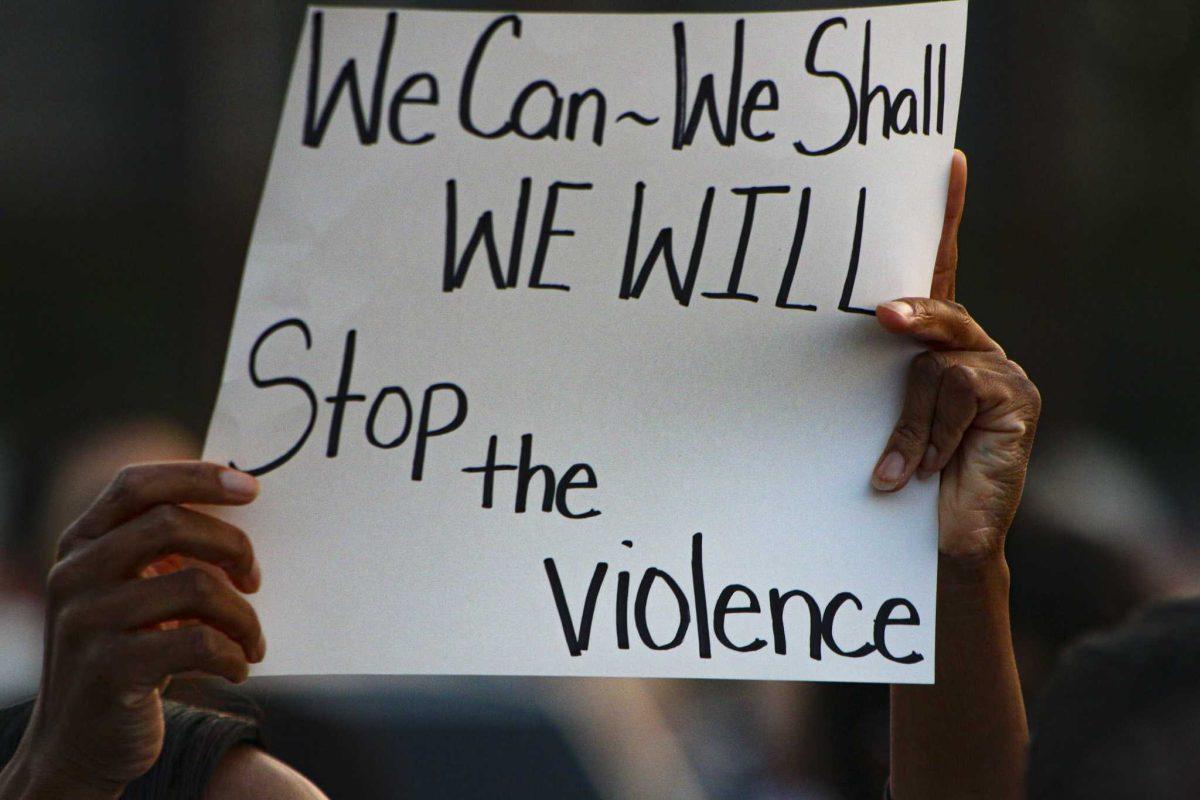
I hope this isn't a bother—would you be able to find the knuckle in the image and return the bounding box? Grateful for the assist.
[53,599,82,634]
[183,568,218,602]
[947,301,972,325]
[1001,358,1028,379]
[109,465,146,504]
[147,503,187,532]
[943,363,978,393]
[1021,378,1043,417]
[1028,382,1043,414]
[909,351,945,382]
[189,626,223,662]
[45,563,71,600]
[907,298,936,322]
[55,526,85,561]
[1001,360,1042,413]
[891,420,927,450]
[46,559,85,603]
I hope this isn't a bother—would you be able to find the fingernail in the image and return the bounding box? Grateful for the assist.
[872,451,906,489]
[879,301,913,319]
[219,469,259,499]
[920,444,938,473]
[248,559,262,591]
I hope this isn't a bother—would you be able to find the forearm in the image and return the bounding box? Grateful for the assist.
[890,554,1028,800]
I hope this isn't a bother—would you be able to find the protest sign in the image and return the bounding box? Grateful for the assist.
[204,1,967,683]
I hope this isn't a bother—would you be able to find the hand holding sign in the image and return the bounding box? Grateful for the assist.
[882,153,1040,798]
[9,463,263,798]
[873,152,1040,568]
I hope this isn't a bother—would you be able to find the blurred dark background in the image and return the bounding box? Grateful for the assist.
[2,2,1197,798]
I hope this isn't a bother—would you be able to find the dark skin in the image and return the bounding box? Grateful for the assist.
[0,462,326,799]
[0,151,1032,800]
[878,150,1038,800]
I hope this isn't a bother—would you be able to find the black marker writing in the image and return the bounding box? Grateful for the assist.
[229,319,468,479]
[544,533,925,662]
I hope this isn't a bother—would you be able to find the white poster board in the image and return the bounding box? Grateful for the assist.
[204,1,967,684]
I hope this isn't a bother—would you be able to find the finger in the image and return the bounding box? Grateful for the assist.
[873,351,945,492]
[875,298,1002,354]
[63,462,259,549]
[921,361,1039,475]
[918,363,981,477]
[931,149,967,302]
[120,625,250,701]
[98,567,265,662]
[79,505,260,593]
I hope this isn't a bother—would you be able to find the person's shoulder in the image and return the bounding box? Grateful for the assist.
[203,745,329,800]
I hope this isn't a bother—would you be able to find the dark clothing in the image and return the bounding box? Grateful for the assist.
[0,699,260,800]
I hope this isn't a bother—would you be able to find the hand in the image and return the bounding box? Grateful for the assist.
[871,151,1041,572]
[0,462,264,799]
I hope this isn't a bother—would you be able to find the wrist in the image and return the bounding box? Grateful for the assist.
[935,551,1011,631]
[937,549,1010,592]
[0,740,123,800]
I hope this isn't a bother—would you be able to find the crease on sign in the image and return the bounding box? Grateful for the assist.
[248,197,322,317]
[254,245,319,317]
